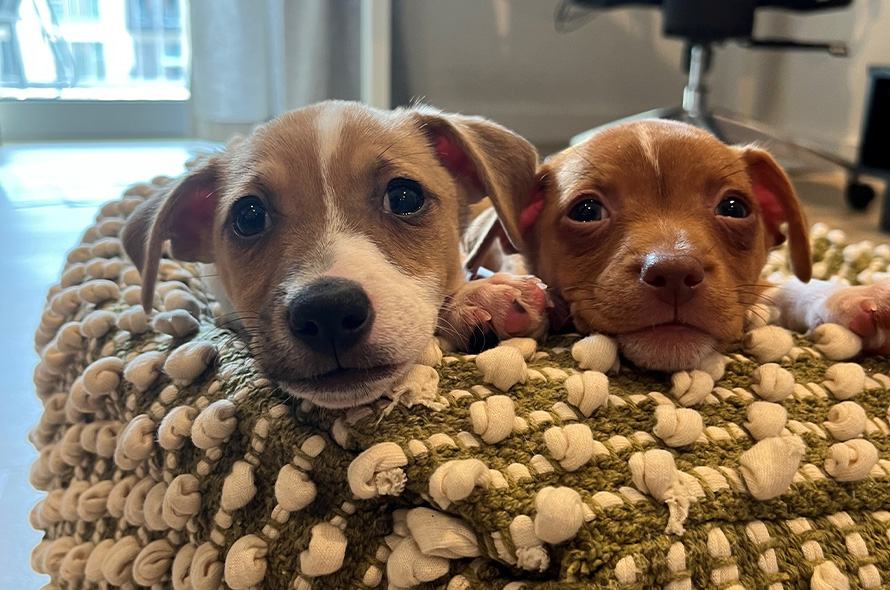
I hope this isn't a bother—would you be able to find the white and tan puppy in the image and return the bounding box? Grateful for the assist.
[123,101,547,409]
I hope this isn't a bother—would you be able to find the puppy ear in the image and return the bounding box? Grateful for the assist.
[411,108,538,251]
[519,164,551,239]
[121,158,221,312]
[742,147,812,283]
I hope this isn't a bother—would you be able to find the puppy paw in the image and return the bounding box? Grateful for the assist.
[820,282,890,353]
[439,273,550,352]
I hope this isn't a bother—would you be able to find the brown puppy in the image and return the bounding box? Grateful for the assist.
[122,101,546,408]
[500,119,890,371]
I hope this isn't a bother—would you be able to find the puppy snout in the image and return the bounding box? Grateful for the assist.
[641,254,704,305]
[287,277,375,354]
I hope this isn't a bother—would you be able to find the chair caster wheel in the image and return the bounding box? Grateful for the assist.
[847,181,876,210]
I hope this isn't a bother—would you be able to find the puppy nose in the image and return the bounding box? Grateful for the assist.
[287,277,375,353]
[641,254,704,305]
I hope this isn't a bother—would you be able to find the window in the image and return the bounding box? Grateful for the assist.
[1,0,189,100]
[71,42,105,81]
[0,23,21,86]
[0,0,191,139]
[47,0,100,22]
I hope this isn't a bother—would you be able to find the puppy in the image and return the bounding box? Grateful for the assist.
[496,119,890,371]
[122,101,547,408]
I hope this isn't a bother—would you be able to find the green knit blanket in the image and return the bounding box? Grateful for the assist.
[28,176,890,590]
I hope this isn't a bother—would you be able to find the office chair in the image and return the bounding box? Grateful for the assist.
[565,0,876,209]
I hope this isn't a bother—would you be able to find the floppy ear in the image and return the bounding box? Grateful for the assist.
[742,147,812,283]
[410,107,539,251]
[121,158,221,312]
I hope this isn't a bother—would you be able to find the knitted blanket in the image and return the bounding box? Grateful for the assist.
[28,175,890,590]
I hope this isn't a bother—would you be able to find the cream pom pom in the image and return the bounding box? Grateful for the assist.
[533,486,585,544]
[152,309,200,338]
[824,402,868,441]
[348,442,409,500]
[224,535,268,589]
[191,399,237,449]
[751,363,796,402]
[163,474,202,530]
[82,356,124,398]
[113,414,155,470]
[544,424,594,471]
[823,363,866,400]
[405,507,480,559]
[824,439,879,482]
[158,405,197,451]
[299,523,347,577]
[165,341,218,383]
[811,560,850,590]
[386,537,450,587]
[628,449,692,534]
[744,401,788,440]
[275,464,317,512]
[221,461,257,512]
[813,324,862,360]
[743,325,794,363]
[670,370,713,407]
[429,459,490,510]
[476,346,528,391]
[739,436,805,500]
[571,333,619,373]
[101,535,141,585]
[653,405,703,447]
[132,539,174,586]
[123,351,166,392]
[564,371,609,417]
[469,395,516,444]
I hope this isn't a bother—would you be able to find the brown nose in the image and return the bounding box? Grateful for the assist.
[641,254,705,305]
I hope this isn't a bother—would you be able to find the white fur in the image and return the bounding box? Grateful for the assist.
[315,104,348,237]
[280,231,440,408]
[315,104,345,188]
[636,125,660,177]
[326,233,440,346]
[285,230,440,362]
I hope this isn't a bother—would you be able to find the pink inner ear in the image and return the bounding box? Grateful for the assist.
[170,186,217,255]
[753,183,787,246]
[180,187,216,221]
[519,190,545,235]
[435,136,483,190]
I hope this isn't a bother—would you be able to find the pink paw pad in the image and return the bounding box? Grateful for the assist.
[824,283,890,353]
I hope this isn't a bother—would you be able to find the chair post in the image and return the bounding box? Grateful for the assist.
[682,43,711,118]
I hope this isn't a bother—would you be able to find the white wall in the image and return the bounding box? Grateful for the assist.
[394,0,890,157]
[712,0,890,159]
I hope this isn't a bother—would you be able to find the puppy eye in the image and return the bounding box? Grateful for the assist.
[715,196,749,219]
[231,196,270,237]
[383,178,425,216]
[568,199,608,223]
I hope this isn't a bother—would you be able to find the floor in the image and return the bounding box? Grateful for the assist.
[0,141,886,589]
[0,141,211,589]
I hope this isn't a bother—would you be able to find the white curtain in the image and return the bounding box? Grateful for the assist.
[189,0,363,141]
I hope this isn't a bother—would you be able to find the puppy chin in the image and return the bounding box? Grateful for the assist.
[282,363,413,409]
[617,330,717,372]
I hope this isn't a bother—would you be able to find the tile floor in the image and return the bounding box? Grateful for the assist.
[0,140,886,589]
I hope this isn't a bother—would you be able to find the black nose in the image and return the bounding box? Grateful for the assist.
[641,254,705,305]
[287,277,374,354]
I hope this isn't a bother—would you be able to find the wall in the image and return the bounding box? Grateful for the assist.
[712,0,890,159]
[393,0,890,157]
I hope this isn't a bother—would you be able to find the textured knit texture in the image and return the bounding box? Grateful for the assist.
[28,175,890,590]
